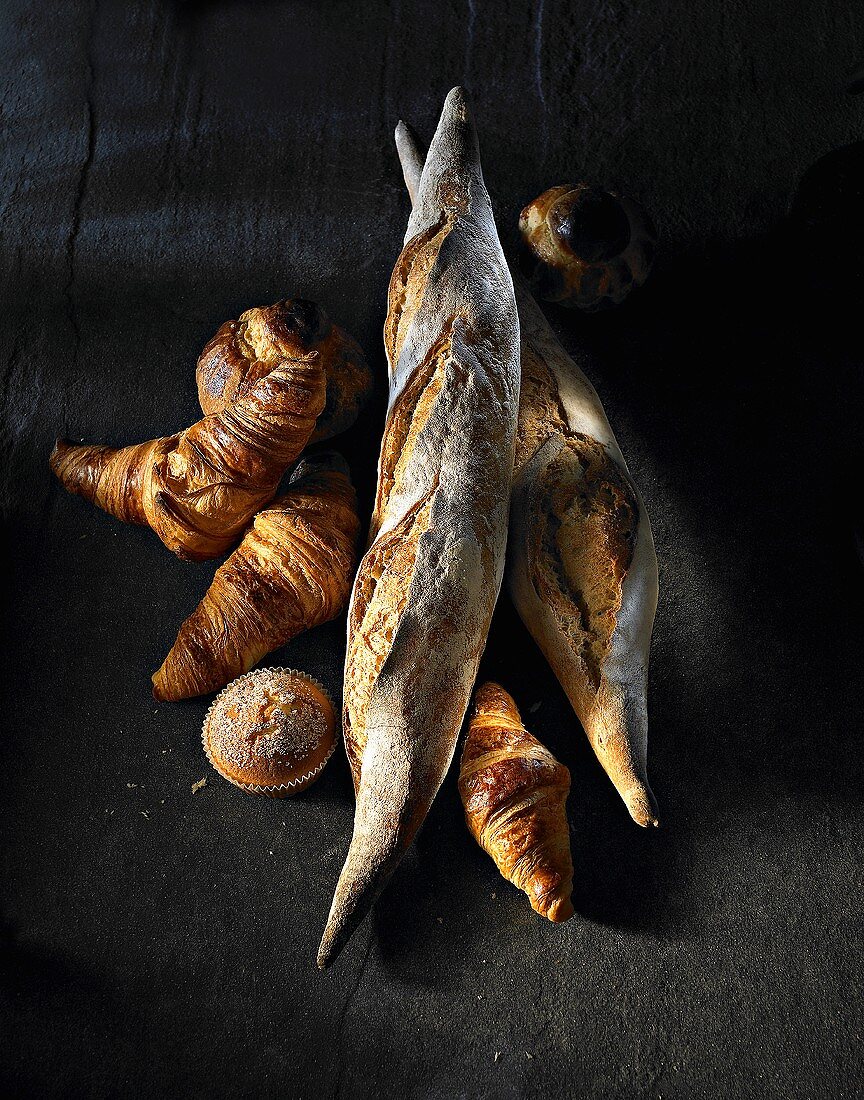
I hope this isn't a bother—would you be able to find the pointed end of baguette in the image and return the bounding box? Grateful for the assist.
[317,892,367,970]
[395,120,424,204]
[317,786,414,969]
[443,85,468,120]
[316,933,338,970]
[623,782,660,829]
[317,854,385,969]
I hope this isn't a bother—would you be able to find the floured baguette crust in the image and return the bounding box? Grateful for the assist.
[509,281,659,827]
[517,341,638,690]
[318,88,520,968]
[397,127,658,827]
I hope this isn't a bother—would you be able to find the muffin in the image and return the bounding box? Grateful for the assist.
[202,668,337,796]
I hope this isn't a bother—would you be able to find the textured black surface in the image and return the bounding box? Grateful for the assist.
[2,3,864,1098]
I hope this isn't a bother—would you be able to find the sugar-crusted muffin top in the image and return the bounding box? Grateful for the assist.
[204,669,335,790]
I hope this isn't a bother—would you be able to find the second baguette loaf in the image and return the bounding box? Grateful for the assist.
[509,281,659,827]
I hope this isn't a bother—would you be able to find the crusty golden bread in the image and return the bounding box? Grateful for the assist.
[519,184,656,310]
[397,127,659,829]
[50,302,327,562]
[509,282,659,827]
[318,88,521,968]
[196,298,372,443]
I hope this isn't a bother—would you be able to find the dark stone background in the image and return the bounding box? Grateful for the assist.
[2,2,863,1097]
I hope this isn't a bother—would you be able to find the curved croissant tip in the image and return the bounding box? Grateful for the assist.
[544,895,575,923]
[49,439,70,469]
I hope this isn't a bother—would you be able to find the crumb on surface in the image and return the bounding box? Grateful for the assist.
[192,777,207,794]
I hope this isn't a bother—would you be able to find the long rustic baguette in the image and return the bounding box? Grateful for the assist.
[317,88,520,969]
[397,127,659,828]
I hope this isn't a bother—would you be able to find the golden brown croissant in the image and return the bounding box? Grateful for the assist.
[152,452,360,701]
[459,681,574,923]
[49,302,327,562]
[196,298,372,443]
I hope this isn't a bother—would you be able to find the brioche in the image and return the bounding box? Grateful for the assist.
[519,184,656,310]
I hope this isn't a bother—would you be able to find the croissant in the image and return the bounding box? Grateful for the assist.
[152,452,360,701]
[196,298,372,443]
[50,301,327,561]
[459,682,574,923]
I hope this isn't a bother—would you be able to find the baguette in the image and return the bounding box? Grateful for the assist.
[317,88,520,968]
[397,127,659,828]
[509,284,659,827]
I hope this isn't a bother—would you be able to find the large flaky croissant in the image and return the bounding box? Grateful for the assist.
[152,453,360,701]
[196,298,372,443]
[459,681,574,923]
[50,299,367,562]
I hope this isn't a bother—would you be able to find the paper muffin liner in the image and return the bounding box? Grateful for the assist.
[202,667,338,797]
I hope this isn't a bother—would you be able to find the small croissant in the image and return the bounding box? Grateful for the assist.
[459,681,574,923]
[50,301,335,562]
[152,452,360,701]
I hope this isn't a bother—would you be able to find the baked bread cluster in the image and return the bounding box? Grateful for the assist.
[52,297,370,713]
[51,89,661,966]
